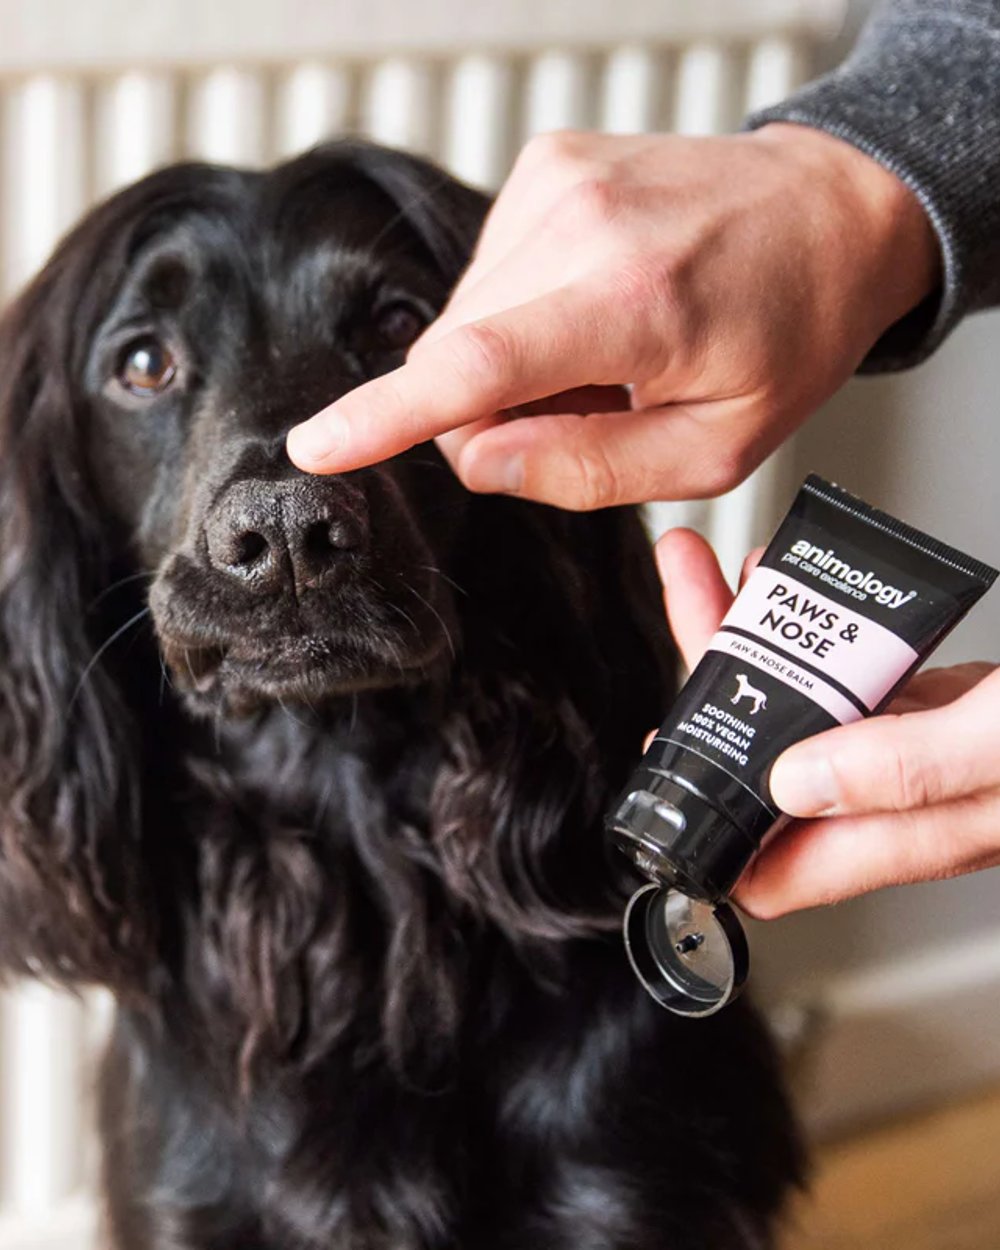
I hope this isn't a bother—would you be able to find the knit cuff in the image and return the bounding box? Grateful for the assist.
[746,2,1000,373]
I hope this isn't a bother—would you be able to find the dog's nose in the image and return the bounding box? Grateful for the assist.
[206,479,367,593]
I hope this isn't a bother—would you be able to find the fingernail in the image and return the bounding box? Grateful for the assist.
[466,453,524,495]
[287,413,347,469]
[770,749,839,817]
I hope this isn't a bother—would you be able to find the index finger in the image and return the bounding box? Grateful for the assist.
[655,528,734,670]
[286,286,622,473]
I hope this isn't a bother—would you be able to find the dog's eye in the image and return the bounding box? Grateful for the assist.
[117,337,177,396]
[374,301,425,351]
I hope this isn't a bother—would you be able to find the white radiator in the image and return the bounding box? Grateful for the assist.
[0,2,842,1244]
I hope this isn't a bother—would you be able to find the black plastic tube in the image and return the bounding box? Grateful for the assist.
[608,475,998,1016]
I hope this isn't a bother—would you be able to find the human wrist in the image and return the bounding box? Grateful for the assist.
[749,122,941,342]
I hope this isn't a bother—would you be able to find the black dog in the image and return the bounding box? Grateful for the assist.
[0,142,803,1249]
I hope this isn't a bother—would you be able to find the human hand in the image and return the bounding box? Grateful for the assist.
[288,126,938,509]
[656,527,1000,919]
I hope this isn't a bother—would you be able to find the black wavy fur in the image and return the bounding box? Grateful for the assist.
[0,141,804,1249]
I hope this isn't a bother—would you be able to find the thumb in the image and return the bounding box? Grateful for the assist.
[769,670,1000,818]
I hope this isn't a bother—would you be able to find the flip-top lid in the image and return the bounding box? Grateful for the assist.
[623,883,749,1017]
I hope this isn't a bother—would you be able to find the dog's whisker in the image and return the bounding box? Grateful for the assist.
[364,166,457,256]
[86,570,154,612]
[384,599,420,637]
[157,650,174,706]
[419,564,468,599]
[400,581,455,661]
[213,699,224,756]
[69,606,152,711]
[314,762,339,825]
[277,695,313,731]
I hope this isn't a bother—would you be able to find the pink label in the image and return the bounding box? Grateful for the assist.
[720,566,918,712]
[707,632,863,725]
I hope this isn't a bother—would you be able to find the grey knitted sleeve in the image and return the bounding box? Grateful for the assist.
[745,0,1000,372]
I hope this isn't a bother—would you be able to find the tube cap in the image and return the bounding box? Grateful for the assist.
[623,883,749,1017]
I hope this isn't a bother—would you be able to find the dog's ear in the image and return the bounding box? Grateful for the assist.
[429,501,675,952]
[0,238,151,988]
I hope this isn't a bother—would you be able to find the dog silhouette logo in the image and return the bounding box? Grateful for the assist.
[731,673,767,716]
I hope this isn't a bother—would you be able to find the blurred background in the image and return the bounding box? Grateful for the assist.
[0,0,998,1246]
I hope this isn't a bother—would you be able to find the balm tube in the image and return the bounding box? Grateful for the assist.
[609,475,998,1017]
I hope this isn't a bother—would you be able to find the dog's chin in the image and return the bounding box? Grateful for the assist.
[159,632,450,717]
